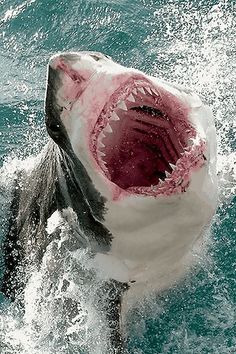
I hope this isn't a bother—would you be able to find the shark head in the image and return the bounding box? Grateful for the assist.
[45,51,217,292]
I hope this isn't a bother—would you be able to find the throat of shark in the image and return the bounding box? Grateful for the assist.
[91,81,206,200]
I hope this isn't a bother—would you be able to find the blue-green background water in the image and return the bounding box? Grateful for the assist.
[0,0,235,353]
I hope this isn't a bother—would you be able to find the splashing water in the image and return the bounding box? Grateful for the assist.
[0,1,235,353]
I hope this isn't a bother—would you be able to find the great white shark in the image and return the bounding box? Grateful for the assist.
[1,51,217,353]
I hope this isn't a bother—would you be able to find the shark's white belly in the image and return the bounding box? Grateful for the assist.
[93,167,216,298]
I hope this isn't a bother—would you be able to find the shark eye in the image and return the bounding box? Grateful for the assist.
[90,54,111,61]
[90,54,101,61]
[49,123,61,132]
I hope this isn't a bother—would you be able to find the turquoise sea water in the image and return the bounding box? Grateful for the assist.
[0,1,235,353]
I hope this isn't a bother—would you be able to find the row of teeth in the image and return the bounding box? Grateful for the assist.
[102,86,159,130]
[110,86,158,115]
[98,145,194,185]
[97,85,159,171]
[96,86,194,182]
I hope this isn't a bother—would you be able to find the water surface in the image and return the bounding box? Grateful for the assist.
[0,1,235,353]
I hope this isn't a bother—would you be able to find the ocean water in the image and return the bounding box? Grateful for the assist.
[0,0,235,353]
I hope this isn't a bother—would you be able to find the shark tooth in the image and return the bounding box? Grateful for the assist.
[165,171,171,177]
[145,87,152,95]
[110,111,120,121]
[151,88,159,96]
[138,87,145,95]
[169,163,176,170]
[101,161,108,171]
[127,94,135,102]
[118,100,127,111]
[104,123,113,133]
[98,140,105,148]
[98,131,106,143]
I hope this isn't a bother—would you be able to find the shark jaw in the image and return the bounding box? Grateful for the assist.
[91,77,206,198]
[46,51,217,299]
[47,52,208,202]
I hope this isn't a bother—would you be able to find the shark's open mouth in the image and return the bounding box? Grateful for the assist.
[91,78,206,196]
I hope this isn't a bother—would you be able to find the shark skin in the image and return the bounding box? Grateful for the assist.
[46,51,217,294]
[1,51,217,354]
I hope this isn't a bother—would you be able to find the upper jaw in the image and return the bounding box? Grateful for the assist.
[46,54,208,201]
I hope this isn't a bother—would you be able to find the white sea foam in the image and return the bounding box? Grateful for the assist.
[0,208,111,354]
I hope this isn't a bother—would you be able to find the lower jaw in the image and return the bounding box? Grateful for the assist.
[97,140,206,200]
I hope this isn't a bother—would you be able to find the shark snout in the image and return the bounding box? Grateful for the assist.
[49,51,110,75]
[49,52,81,70]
